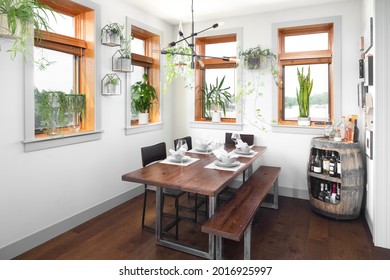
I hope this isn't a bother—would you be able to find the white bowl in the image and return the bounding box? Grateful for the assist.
[238,146,251,153]
[172,153,184,161]
[198,143,209,151]
[220,156,236,165]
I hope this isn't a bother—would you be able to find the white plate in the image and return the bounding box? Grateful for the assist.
[195,146,210,152]
[168,155,191,163]
[234,149,254,155]
[215,160,240,168]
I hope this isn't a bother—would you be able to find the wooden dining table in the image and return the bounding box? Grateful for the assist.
[121,144,267,259]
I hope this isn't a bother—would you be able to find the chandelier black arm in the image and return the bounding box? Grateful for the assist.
[160,50,232,61]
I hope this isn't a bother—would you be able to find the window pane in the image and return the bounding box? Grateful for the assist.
[37,9,74,37]
[206,42,236,57]
[131,38,145,55]
[34,47,74,93]
[204,68,236,118]
[283,64,329,120]
[130,66,146,119]
[284,33,328,52]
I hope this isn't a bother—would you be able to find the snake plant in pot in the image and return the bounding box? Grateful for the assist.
[296,66,313,126]
[131,73,158,125]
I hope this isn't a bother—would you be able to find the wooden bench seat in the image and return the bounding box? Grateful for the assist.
[201,165,281,259]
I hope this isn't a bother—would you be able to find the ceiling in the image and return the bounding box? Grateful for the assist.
[123,0,351,25]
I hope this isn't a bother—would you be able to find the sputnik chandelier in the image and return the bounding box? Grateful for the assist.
[160,0,236,69]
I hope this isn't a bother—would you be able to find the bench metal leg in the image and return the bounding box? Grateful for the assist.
[216,236,223,260]
[261,178,279,209]
[244,222,252,260]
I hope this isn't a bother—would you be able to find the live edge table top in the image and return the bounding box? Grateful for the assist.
[121,145,267,197]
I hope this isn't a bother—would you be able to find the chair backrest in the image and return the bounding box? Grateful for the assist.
[174,136,192,151]
[141,142,167,167]
[225,133,254,146]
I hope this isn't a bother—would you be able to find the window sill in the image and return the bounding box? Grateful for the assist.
[189,121,243,130]
[23,130,103,152]
[272,124,325,135]
[125,122,164,135]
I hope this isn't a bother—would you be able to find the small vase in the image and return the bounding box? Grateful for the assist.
[298,116,311,126]
[212,112,221,123]
[138,113,149,125]
[68,111,81,133]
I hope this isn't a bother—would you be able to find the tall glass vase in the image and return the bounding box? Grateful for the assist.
[47,97,60,136]
[68,111,81,133]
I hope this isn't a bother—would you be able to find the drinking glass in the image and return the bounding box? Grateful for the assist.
[175,139,188,164]
[231,133,241,145]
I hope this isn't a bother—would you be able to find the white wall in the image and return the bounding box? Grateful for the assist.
[178,0,362,198]
[0,0,175,259]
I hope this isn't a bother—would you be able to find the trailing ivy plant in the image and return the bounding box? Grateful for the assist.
[35,90,67,133]
[236,45,279,131]
[162,45,194,93]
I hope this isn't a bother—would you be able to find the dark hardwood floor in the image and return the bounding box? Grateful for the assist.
[15,194,390,260]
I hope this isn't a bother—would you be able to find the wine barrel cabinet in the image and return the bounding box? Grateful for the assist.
[307,137,365,219]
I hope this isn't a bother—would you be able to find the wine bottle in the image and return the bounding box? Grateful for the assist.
[337,153,341,178]
[353,119,359,143]
[318,182,325,201]
[329,151,337,177]
[330,183,337,204]
[324,182,331,203]
[344,118,354,143]
[313,149,322,174]
[336,183,341,202]
[322,150,330,175]
[310,149,316,172]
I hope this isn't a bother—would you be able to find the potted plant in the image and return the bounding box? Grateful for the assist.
[35,90,67,135]
[162,45,194,93]
[239,46,277,71]
[113,36,132,72]
[201,76,232,122]
[296,66,313,126]
[104,74,120,94]
[131,73,158,125]
[65,94,86,133]
[101,22,123,46]
[0,0,55,60]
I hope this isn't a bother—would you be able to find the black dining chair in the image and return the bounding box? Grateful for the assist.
[141,142,185,239]
[225,132,254,147]
[173,136,207,222]
[173,136,192,151]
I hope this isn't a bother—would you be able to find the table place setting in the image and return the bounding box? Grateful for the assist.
[205,148,245,171]
[231,139,258,158]
[187,138,215,154]
[161,148,199,166]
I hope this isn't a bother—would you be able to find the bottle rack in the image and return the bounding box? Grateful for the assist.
[307,137,365,219]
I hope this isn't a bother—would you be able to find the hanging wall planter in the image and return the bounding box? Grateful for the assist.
[101,23,123,47]
[101,73,121,95]
[112,50,133,72]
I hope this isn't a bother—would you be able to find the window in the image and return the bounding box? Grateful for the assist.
[278,23,334,125]
[24,0,100,152]
[195,34,237,122]
[130,25,160,125]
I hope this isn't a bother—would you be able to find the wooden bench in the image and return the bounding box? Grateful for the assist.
[201,165,281,260]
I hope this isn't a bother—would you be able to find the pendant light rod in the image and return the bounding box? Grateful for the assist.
[161,0,229,69]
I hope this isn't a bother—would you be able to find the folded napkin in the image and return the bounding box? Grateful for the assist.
[235,139,253,150]
[169,147,186,157]
[212,148,238,161]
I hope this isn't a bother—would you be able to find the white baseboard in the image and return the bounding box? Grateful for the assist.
[0,186,144,260]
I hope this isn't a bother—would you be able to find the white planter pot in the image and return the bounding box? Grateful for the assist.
[115,57,132,72]
[106,84,119,94]
[211,112,221,123]
[298,117,311,126]
[138,113,149,125]
[0,14,20,38]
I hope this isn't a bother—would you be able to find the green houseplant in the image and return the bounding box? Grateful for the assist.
[65,94,86,132]
[201,75,232,122]
[113,36,132,72]
[239,46,277,71]
[131,73,158,125]
[35,90,67,135]
[162,45,194,93]
[101,22,123,45]
[0,0,55,60]
[296,66,314,126]
[104,74,120,94]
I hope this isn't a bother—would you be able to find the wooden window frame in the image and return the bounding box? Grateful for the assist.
[130,26,160,125]
[277,23,334,126]
[34,0,95,137]
[195,34,237,122]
